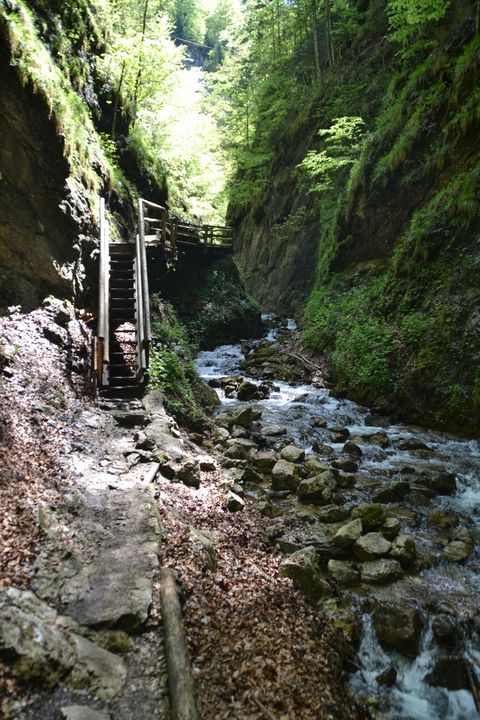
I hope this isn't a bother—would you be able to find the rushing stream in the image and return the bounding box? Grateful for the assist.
[196,316,480,719]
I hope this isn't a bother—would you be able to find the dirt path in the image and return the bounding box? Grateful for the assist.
[0,305,360,719]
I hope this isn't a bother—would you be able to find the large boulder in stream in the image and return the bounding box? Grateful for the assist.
[389,534,416,565]
[373,601,424,658]
[354,533,392,561]
[297,471,336,504]
[271,459,299,491]
[426,655,471,690]
[333,519,363,548]
[280,444,305,463]
[351,503,385,530]
[327,560,360,588]
[360,559,403,585]
[425,472,457,495]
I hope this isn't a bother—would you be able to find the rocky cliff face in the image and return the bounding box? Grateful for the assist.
[232,1,480,434]
[0,23,93,310]
[232,130,322,316]
[0,0,165,313]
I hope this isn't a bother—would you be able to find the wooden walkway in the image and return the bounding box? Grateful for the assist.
[139,198,233,255]
[94,197,233,396]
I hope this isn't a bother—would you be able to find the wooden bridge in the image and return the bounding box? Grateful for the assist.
[94,197,233,398]
[139,198,233,256]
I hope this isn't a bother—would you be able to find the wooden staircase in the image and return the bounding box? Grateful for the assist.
[104,243,141,398]
[94,199,151,400]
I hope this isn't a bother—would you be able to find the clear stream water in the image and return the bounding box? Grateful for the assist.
[196,317,480,720]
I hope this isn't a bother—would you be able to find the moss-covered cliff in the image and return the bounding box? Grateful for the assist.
[0,0,166,311]
[232,0,480,435]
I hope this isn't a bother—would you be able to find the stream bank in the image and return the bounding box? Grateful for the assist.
[195,316,480,720]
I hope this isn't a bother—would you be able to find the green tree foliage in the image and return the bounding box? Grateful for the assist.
[297,116,365,192]
[387,0,450,43]
[100,0,233,221]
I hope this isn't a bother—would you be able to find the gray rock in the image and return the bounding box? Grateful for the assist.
[60,707,111,720]
[390,534,416,565]
[371,486,397,503]
[312,417,327,428]
[329,426,350,441]
[111,410,147,428]
[279,547,331,603]
[43,296,73,328]
[261,423,287,437]
[198,456,216,471]
[177,460,201,488]
[333,519,363,548]
[226,438,258,451]
[304,456,330,475]
[0,588,126,699]
[271,459,298,491]
[327,560,360,588]
[237,380,259,400]
[213,426,230,442]
[353,431,390,448]
[354,533,392,561]
[390,479,411,498]
[222,406,253,429]
[142,389,166,417]
[398,439,431,451]
[331,458,358,473]
[426,472,457,495]
[381,517,401,541]
[145,419,184,461]
[375,667,397,686]
[361,559,403,585]
[432,614,461,647]
[297,470,336,504]
[225,491,245,512]
[223,444,249,460]
[373,602,424,658]
[343,441,363,457]
[426,655,470,691]
[252,451,277,471]
[364,413,390,428]
[316,505,350,523]
[351,503,385,530]
[280,444,305,463]
[443,540,472,562]
[265,524,284,542]
[134,430,152,450]
[190,528,217,571]
[241,466,264,484]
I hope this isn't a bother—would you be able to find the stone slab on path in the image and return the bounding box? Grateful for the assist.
[34,472,161,631]
[0,588,126,700]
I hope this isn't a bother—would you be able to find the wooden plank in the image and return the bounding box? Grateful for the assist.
[160,567,199,720]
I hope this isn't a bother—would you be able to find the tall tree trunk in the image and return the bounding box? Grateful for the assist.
[111,60,126,141]
[476,0,480,33]
[132,0,149,126]
[324,0,335,68]
[311,0,322,86]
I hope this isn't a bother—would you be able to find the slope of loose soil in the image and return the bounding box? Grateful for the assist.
[157,470,361,720]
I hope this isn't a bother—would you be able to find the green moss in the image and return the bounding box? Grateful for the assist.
[149,298,206,429]
[1,0,122,200]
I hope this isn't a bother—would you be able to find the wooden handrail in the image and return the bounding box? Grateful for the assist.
[136,198,151,383]
[138,197,233,253]
[97,197,109,387]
